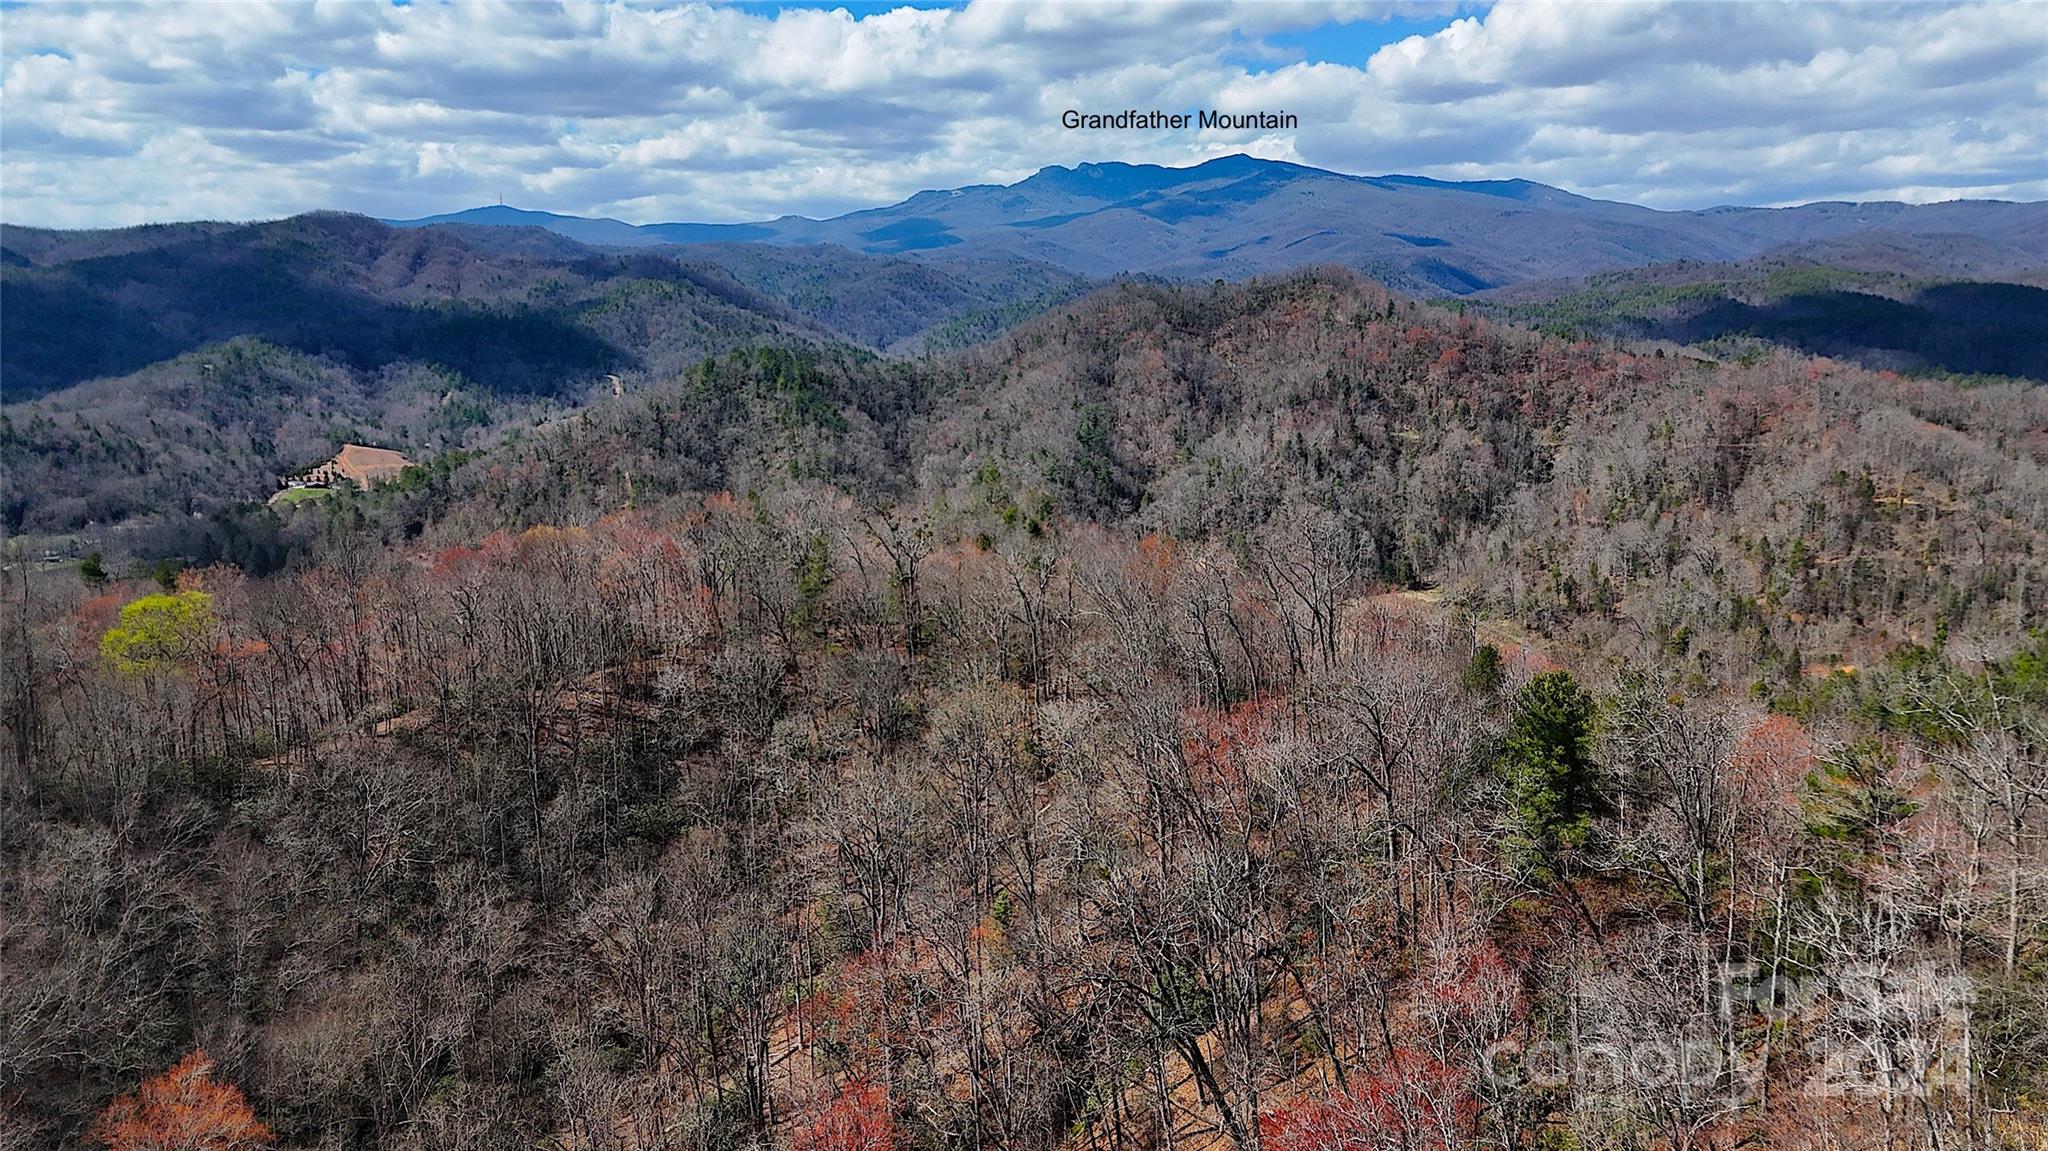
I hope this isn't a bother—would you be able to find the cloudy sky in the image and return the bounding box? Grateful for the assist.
[3,0,2044,229]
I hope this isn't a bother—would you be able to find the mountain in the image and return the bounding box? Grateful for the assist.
[0,213,1088,546]
[384,204,668,247]
[397,205,783,247]
[1483,251,2048,380]
[387,155,2048,295]
[8,269,2048,1151]
[0,212,818,404]
[668,242,1092,353]
[432,270,2048,654]
[0,213,1091,399]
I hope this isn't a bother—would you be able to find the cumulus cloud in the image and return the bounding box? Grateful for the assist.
[0,0,2041,228]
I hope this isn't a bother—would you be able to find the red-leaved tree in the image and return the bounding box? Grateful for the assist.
[1261,1050,1475,1151]
[792,1081,895,1151]
[90,1050,274,1151]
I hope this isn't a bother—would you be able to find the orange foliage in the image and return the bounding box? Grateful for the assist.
[1126,532,1181,595]
[1181,695,1283,788]
[797,949,912,1065]
[792,1081,895,1151]
[178,566,247,598]
[72,590,128,646]
[1731,714,1818,818]
[213,638,271,662]
[1261,1050,1475,1151]
[90,1050,273,1151]
[429,528,523,578]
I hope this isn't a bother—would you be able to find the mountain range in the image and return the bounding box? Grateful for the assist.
[390,154,2048,295]
[6,155,2045,556]
[13,267,2048,1151]
[0,213,1089,403]
[0,212,1086,546]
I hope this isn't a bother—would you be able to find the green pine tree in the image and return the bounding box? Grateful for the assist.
[1501,670,1610,860]
[794,533,834,636]
[1461,644,1505,696]
[1804,740,1919,865]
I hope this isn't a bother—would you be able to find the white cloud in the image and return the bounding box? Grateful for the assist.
[0,0,2041,228]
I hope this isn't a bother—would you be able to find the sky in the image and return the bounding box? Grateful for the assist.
[2,0,2044,229]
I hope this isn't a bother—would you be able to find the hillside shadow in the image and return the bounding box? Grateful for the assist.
[1672,283,2048,380]
[3,242,626,402]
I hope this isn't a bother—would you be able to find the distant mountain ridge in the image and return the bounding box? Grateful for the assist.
[0,212,1091,402]
[0,212,1092,544]
[1481,249,2048,380]
[392,204,780,248]
[387,155,2048,295]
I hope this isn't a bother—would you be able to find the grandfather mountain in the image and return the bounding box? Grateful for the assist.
[391,154,2048,295]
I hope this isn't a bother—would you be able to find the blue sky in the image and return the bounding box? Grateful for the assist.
[1254,11,1472,69]
[2,1,2042,228]
[748,2,1476,71]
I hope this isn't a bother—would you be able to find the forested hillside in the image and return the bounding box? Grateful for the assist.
[401,272,2044,670]
[3,272,2044,1151]
[1484,257,2048,381]
[0,215,1089,552]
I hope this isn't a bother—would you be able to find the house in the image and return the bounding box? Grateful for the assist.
[282,444,414,491]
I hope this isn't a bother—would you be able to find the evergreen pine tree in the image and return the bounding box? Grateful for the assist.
[1502,670,1610,859]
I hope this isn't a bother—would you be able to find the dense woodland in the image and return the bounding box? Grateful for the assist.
[1481,258,2048,382]
[0,214,1088,551]
[3,271,2045,1150]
